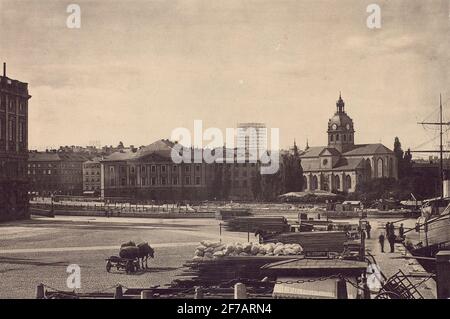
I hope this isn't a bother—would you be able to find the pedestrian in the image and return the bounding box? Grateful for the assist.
[399,223,405,238]
[388,232,396,253]
[378,232,385,253]
[366,222,372,239]
[385,222,390,236]
[389,223,395,238]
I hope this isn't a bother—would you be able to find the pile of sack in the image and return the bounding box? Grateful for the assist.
[192,240,303,261]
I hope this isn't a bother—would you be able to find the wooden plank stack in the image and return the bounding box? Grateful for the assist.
[225,216,290,233]
[172,256,298,288]
[264,231,348,253]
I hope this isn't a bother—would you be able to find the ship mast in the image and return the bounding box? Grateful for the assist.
[414,94,447,198]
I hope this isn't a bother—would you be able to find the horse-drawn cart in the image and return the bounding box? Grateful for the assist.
[105,256,140,274]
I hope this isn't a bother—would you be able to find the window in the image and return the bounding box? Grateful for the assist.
[185,176,191,185]
[121,178,126,186]
[172,165,177,172]
[19,122,24,142]
[161,177,167,185]
[151,177,156,185]
[173,177,178,185]
[48,170,51,175]
[151,165,156,173]
[330,134,334,141]
[195,164,200,172]
[161,165,167,173]
[141,177,146,185]
[185,165,190,173]
[195,176,201,185]
[377,158,384,178]
[336,134,339,141]
[8,119,14,141]
[343,134,346,141]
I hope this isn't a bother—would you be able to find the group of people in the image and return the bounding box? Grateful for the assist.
[378,222,405,253]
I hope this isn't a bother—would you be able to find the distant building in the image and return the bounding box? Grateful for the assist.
[0,63,31,221]
[236,123,267,160]
[101,139,215,200]
[300,94,398,193]
[28,151,89,196]
[82,157,102,195]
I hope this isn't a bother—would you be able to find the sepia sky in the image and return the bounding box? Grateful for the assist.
[0,0,448,155]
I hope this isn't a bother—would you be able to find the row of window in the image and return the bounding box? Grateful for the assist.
[0,95,27,112]
[85,178,100,182]
[84,171,100,175]
[110,175,202,187]
[0,119,25,142]
[330,134,353,142]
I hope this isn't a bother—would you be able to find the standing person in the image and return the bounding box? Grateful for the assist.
[389,223,395,238]
[388,231,396,253]
[385,222,390,237]
[366,222,372,239]
[399,223,405,238]
[378,232,385,253]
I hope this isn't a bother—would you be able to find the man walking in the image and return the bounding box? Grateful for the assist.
[378,232,385,253]
[366,222,372,239]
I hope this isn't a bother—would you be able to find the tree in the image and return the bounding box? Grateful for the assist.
[282,148,304,192]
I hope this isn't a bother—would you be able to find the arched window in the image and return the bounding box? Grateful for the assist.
[377,158,384,178]
[330,134,334,142]
[366,159,372,179]
[312,176,318,190]
[345,175,352,190]
[335,175,340,190]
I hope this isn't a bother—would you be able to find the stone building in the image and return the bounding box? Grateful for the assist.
[28,151,89,196]
[300,94,398,193]
[82,157,102,194]
[0,63,31,221]
[100,140,215,200]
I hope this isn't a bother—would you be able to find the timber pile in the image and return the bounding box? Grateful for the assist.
[172,255,300,288]
[264,231,348,253]
[225,216,290,232]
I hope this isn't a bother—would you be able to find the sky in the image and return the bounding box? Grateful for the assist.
[0,0,448,155]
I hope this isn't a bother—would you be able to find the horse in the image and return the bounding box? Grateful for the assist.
[137,242,155,269]
[119,241,154,269]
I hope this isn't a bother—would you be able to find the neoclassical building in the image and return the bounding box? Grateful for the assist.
[300,94,398,193]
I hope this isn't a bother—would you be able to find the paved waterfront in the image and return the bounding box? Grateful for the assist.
[1,215,435,299]
[365,219,437,299]
[0,216,248,299]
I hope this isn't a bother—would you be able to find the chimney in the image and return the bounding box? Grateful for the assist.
[2,63,5,77]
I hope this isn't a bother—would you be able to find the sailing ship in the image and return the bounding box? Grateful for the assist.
[410,95,450,263]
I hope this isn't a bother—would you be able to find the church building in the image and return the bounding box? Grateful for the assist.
[300,94,398,193]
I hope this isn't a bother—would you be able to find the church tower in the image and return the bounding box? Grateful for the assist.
[327,93,355,153]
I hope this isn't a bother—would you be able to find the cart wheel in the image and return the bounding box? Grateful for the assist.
[106,261,112,273]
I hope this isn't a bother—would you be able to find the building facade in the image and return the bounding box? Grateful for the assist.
[83,157,102,194]
[0,63,31,221]
[300,94,398,193]
[28,151,89,196]
[101,140,215,200]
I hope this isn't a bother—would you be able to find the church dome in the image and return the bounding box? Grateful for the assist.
[327,94,354,132]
